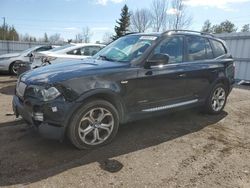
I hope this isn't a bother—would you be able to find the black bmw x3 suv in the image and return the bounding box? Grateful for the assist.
[13,30,235,149]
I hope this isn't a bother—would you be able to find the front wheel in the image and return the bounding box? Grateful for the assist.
[205,83,228,114]
[67,100,119,149]
[9,62,19,75]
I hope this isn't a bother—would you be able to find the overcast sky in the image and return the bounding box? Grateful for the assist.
[1,0,250,42]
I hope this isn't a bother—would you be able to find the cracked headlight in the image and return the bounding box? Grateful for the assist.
[32,86,61,101]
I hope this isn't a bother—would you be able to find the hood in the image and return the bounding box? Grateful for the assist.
[20,59,129,85]
[0,53,20,58]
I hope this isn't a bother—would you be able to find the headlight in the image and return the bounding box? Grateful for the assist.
[32,86,61,101]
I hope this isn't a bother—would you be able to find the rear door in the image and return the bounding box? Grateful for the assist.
[182,36,227,101]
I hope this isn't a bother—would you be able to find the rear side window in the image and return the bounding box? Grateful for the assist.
[186,36,207,61]
[210,39,226,57]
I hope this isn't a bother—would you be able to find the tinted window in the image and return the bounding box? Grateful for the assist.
[205,39,214,59]
[82,46,101,56]
[210,39,226,57]
[187,36,206,61]
[152,36,183,64]
[67,48,81,55]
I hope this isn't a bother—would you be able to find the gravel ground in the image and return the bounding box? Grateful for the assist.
[0,75,250,188]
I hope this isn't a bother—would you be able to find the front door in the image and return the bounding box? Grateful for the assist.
[135,35,193,111]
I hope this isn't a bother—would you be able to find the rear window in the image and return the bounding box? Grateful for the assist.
[210,39,226,58]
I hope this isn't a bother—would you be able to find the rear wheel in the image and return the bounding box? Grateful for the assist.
[205,83,227,114]
[67,99,119,149]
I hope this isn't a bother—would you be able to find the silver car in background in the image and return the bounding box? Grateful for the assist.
[0,45,56,74]
[31,43,105,68]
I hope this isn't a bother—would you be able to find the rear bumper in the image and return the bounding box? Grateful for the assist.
[12,95,65,140]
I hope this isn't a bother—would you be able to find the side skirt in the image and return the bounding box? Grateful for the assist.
[142,99,199,112]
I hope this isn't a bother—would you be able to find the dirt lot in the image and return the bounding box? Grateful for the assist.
[0,75,250,188]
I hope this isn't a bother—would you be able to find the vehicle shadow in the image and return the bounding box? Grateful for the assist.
[0,84,15,95]
[0,109,227,186]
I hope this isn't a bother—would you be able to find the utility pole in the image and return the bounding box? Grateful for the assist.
[2,17,6,40]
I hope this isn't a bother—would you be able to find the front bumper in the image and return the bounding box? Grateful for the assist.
[12,95,67,140]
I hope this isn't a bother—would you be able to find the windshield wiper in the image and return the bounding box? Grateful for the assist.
[99,55,114,62]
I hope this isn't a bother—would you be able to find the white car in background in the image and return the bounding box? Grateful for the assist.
[31,43,105,68]
[0,45,56,74]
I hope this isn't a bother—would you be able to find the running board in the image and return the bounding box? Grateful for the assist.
[142,99,199,112]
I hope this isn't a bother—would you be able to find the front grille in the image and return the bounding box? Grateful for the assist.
[16,81,27,97]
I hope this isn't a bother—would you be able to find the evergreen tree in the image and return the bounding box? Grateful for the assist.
[0,24,19,41]
[44,32,49,42]
[113,4,130,40]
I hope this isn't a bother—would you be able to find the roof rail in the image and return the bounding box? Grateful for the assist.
[162,30,215,37]
[124,32,139,36]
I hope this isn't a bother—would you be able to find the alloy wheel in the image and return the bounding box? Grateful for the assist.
[78,107,114,145]
[211,87,226,112]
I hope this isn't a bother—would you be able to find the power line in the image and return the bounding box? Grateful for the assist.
[2,17,6,40]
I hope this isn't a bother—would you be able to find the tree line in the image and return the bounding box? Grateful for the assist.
[201,20,250,33]
[1,0,250,43]
[109,0,250,42]
[0,24,19,41]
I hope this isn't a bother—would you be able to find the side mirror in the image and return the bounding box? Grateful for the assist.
[145,53,170,68]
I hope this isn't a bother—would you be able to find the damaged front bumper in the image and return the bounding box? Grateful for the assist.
[12,95,71,140]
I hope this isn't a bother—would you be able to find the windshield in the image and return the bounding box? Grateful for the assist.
[93,35,158,62]
[49,44,75,52]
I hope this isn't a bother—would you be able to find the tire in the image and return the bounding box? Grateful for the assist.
[9,61,19,75]
[204,83,228,114]
[67,99,119,149]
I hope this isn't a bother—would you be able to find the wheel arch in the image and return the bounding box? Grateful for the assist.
[67,89,127,126]
[214,77,230,94]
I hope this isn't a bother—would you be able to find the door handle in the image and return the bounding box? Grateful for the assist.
[178,73,186,78]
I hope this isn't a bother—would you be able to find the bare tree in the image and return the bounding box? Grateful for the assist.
[49,33,61,43]
[130,8,152,32]
[82,27,92,43]
[102,32,113,44]
[150,0,168,32]
[75,33,83,43]
[168,0,192,30]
